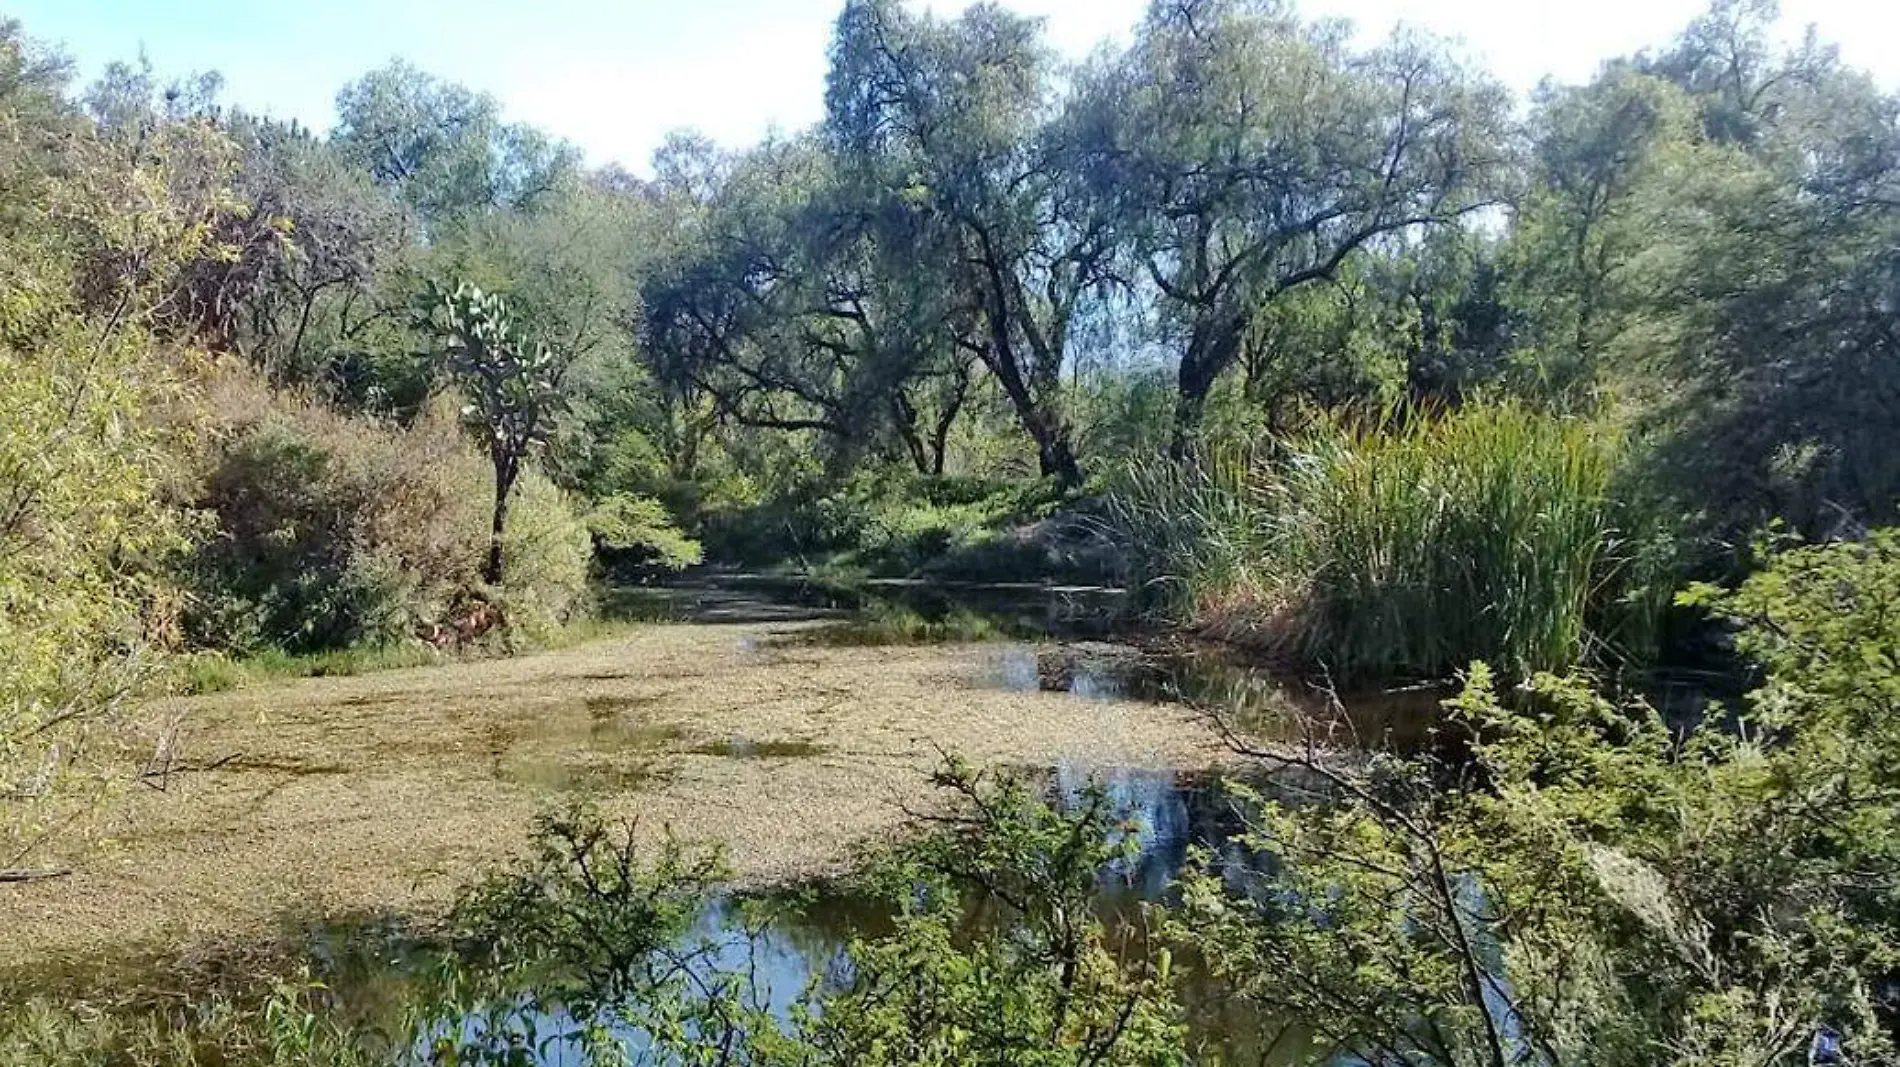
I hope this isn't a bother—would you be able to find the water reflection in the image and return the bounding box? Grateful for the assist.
[611,573,1130,640]
[289,767,1281,1066]
[988,641,1448,754]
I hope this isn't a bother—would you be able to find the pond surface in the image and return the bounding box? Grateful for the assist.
[620,571,1452,754]
[23,574,1439,1064]
[299,765,1308,1066]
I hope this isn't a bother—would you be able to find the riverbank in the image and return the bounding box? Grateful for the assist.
[0,617,1230,977]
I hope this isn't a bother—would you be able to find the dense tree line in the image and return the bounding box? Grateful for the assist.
[17,0,1880,540]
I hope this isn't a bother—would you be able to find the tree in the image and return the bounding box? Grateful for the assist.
[200,115,420,406]
[0,22,226,872]
[1608,1,1900,538]
[419,283,568,584]
[825,0,1109,487]
[1503,69,1698,401]
[640,135,976,476]
[332,61,578,226]
[1089,0,1513,453]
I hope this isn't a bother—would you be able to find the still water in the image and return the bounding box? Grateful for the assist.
[52,576,1432,1063]
[298,764,1302,1066]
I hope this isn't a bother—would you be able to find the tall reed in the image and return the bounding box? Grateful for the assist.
[1110,402,1652,682]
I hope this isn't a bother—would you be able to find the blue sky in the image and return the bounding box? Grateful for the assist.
[15,0,1900,175]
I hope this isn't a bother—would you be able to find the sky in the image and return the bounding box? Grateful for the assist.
[14,0,1900,175]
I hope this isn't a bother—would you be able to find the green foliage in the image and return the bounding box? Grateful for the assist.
[183,375,590,653]
[0,23,234,866]
[332,60,578,224]
[1680,527,1900,738]
[440,767,1187,1067]
[0,975,378,1067]
[1178,530,1900,1065]
[1112,402,1660,681]
[449,803,725,1010]
[586,493,703,573]
[699,472,1077,579]
[493,470,595,639]
[796,762,1188,1067]
[173,643,447,694]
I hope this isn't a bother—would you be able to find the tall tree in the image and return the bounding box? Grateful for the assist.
[825,0,1109,487]
[1504,69,1697,399]
[332,62,578,226]
[419,283,568,584]
[640,135,974,474]
[1630,2,1900,535]
[200,115,419,402]
[1087,0,1513,452]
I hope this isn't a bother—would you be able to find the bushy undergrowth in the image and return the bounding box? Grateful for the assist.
[698,472,1079,579]
[180,367,592,654]
[1112,402,1664,681]
[1180,530,1900,1066]
[586,492,704,575]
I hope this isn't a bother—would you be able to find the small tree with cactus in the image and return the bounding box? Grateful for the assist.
[418,281,567,584]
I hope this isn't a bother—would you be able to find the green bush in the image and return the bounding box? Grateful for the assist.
[1112,401,1663,681]
[1182,535,1900,1065]
[586,492,704,574]
[697,471,1075,578]
[182,370,592,653]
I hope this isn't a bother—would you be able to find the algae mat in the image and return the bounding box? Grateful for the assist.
[0,622,1225,969]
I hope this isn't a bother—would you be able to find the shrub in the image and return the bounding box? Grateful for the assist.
[1112,402,1663,681]
[1184,534,1900,1065]
[698,470,1079,578]
[586,492,703,575]
[182,367,592,653]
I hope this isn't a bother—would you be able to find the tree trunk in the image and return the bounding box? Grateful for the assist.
[976,338,1085,488]
[1036,426,1085,488]
[928,363,972,477]
[485,459,517,585]
[892,392,933,475]
[1169,313,1246,461]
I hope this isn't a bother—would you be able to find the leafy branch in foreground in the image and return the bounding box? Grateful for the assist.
[1177,529,1900,1067]
[435,769,1189,1067]
[799,759,1187,1067]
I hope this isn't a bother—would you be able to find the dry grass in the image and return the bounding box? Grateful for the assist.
[0,620,1227,974]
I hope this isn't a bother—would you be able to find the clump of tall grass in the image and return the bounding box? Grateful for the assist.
[1110,402,1660,682]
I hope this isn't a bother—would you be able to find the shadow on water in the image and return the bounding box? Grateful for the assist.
[607,572,1130,640]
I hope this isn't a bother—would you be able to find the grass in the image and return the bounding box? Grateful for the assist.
[1112,401,1657,682]
[175,644,448,694]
